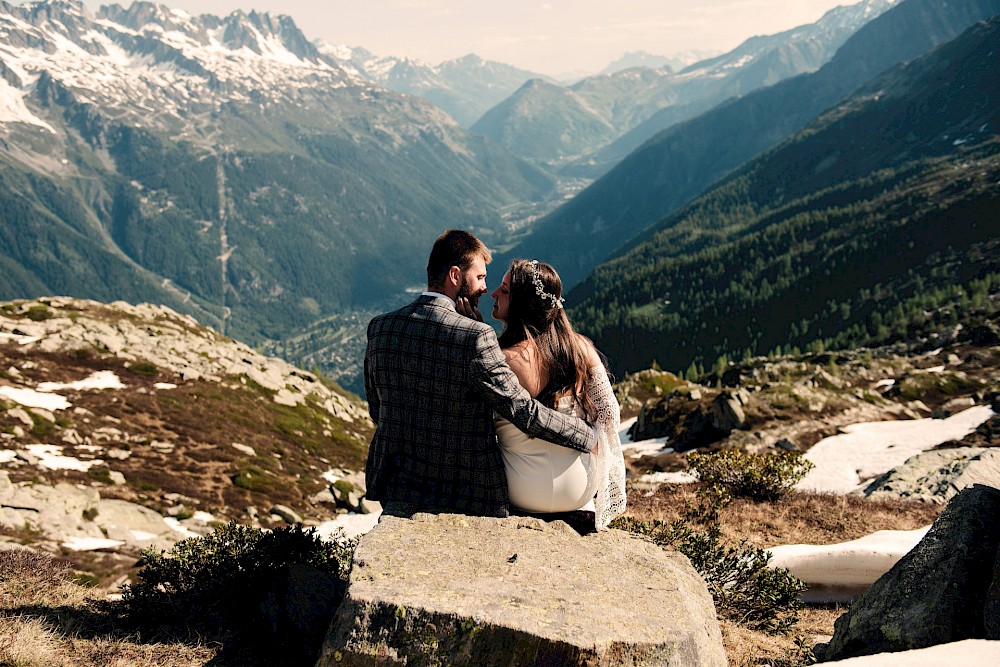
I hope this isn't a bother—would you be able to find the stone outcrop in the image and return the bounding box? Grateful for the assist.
[0,471,181,551]
[0,297,367,423]
[824,484,1000,660]
[630,389,751,452]
[859,448,1000,504]
[317,513,726,667]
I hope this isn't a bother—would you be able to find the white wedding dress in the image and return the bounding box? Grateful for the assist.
[495,363,627,530]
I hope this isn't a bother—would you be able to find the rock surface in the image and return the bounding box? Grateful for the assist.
[859,447,1000,503]
[317,513,726,666]
[0,471,180,551]
[825,484,1000,660]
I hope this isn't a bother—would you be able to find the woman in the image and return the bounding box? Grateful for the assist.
[488,259,626,530]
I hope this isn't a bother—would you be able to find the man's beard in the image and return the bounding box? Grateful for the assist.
[457,276,481,308]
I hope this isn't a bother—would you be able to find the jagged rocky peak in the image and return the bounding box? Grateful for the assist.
[2,0,101,55]
[218,8,320,61]
[98,2,188,31]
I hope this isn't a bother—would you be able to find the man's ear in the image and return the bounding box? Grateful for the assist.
[447,265,462,287]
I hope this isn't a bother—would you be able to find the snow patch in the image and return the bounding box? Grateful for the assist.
[0,385,72,410]
[768,526,929,589]
[62,536,126,551]
[796,406,994,493]
[0,69,56,132]
[618,416,673,458]
[24,444,103,471]
[821,639,1000,666]
[163,517,200,538]
[37,370,124,392]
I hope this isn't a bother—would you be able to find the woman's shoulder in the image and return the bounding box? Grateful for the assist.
[574,333,602,368]
[503,340,536,369]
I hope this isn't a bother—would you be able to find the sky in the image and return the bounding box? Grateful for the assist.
[71,0,860,77]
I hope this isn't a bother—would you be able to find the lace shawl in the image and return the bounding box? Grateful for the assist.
[586,364,627,529]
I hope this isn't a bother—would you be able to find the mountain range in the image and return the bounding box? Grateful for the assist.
[0,0,553,344]
[568,13,1000,376]
[314,44,550,128]
[472,0,900,173]
[501,0,1000,294]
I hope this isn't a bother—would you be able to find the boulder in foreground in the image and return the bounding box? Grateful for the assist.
[316,513,726,666]
[825,484,1000,660]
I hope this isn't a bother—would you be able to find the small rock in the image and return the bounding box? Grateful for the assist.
[149,440,175,453]
[7,408,33,427]
[271,505,302,524]
[15,450,38,465]
[311,488,336,505]
[232,442,257,457]
[359,498,381,515]
[775,438,800,452]
[347,491,363,510]
[247,506,259,520]
[60,429,84,445]
[166,505,189,517]
[933,397,976,419]
[712,392,746,432]
[108,471,126,485]
[106,448,131,460]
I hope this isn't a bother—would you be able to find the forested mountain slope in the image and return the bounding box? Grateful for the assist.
[568,16,1000,376]
[502,0,1000,293]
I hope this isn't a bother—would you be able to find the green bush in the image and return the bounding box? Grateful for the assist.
[612,491,805,634]
[128,361,159,377]
[687,450,814,502]
[121,522,356,633]
[25,305,52,321]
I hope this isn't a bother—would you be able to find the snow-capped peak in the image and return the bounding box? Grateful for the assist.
[0,0,366,135]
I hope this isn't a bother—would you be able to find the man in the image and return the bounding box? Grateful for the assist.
[364,229,595,517]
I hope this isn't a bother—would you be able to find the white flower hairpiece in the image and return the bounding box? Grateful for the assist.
[529,260,564,309]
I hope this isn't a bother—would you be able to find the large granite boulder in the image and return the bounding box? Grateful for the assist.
[824,484,1000,660]
[316,513,726,667]
[859,448,1000,504]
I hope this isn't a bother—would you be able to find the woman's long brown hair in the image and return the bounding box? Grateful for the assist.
[497,259,599,422]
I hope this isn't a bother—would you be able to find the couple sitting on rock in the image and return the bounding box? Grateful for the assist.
[364,229,627,531]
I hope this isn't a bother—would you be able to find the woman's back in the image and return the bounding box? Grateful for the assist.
[497,340,598,513]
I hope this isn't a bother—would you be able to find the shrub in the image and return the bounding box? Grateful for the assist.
[121,522,356,635]
[612,492,805,635]
[25,305,51,321]
[687,450,814,502]
[127,362,159,377]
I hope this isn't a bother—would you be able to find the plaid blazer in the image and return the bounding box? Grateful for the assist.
[363,294,594,517]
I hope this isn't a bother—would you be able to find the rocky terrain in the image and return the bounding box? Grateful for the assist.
[617,322,1000,483]
[1,293,997,609]
[0,297,373,586]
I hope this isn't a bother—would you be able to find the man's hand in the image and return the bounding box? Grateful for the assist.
[456,297,483,322]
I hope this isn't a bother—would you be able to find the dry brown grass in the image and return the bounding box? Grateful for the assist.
[0,550,216,667]
[625,483,942,548]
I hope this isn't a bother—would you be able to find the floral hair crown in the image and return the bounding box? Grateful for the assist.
[529,260,564,310]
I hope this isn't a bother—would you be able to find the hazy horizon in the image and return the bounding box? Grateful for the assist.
[42,0,875,78]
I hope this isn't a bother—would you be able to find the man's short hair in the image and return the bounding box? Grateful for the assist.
[426,230,492,287]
